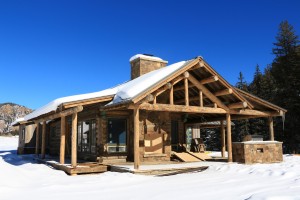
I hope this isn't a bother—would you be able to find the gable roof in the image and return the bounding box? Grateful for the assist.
[13,55,286,125]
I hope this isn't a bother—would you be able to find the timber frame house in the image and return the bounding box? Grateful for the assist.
[14,54,286,170]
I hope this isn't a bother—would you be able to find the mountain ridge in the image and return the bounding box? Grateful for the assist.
[0,103,32,134]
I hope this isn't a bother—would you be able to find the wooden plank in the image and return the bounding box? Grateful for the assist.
[200,75,219,84]
[184,76,189,106]
[188,152,212,161]
[187,74,229,111]
[71,113,78,167]
[134,107,140,170]
[215,88,233,97]
[35,123,39,155]
[156,166,208,177]
[60,116,66,164]
[220,120,226,158]
[41,121,46,159]
[269,117,274,141]
[137,103,227,114]
[172,152,201,162]
[228,101,247,109]
[226,113,232,162]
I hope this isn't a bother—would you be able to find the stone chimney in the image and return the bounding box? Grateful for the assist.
[130,54,168,80]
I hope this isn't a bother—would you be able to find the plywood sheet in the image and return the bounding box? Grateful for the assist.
[172,152,201,162]
[188,152,212,161]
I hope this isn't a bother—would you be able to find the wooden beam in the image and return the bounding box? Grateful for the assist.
[230,109,279,116]
[132,59,199,103]
[171,76,184,86]
[226,113,232,162]
[60,116,66,164]
[134,107,140,170]
[154,83,172,97]
[215,88,233,97]
[170,84,174,105]
[71,113,78,168]
[191,60,205,69]
[188,74,229,111]
[220,120,226,158]
[228,101,247,109]
[200,75,219,85]
[35,105,83,123]
[137,103,227,114]
[268,117,274,141]
[184,73,189,106]
[41,121,46,159]
[35,123,39,156]
[63,96,114,109]
[199,90,203,107]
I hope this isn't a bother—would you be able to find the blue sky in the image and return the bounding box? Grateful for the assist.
[0,0,299,109]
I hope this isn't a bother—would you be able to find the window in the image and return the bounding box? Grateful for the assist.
[171,121,179,151]
[77,119,96,154]
[21,128,25,141]
[107,118,127,153]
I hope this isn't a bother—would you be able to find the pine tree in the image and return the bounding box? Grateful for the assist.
[271,21,300,153]
[233,71,250,141]
[249,65,263,96]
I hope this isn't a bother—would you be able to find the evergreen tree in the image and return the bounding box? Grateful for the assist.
[233,71,250,141]
[249,65,263,96]
[271,21,300,153]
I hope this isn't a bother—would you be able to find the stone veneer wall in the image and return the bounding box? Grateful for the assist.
[232,142,283,164]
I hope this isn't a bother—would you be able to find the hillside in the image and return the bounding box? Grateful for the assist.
[0,103,32,134]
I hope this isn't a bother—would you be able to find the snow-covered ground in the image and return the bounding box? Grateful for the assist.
[1,137,300,200]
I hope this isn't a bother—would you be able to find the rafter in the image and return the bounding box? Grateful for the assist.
[200,75,219,85]
[227,101,247,109]
[187,72,229,111]
[214,88,233,97]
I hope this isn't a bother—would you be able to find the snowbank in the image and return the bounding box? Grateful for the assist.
[1,136,300,200]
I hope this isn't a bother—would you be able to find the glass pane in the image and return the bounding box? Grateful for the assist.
[186,126,192,151]
[82,121,90,153]
[91,120,96,154]
[77,123,82,152]
[107,119,127,153]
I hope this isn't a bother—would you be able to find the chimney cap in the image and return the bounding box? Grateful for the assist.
[129,54,168,63]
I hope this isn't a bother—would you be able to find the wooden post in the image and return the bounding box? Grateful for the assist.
[41,121,46,159]
[226,114,232,162]
[170,85,174,105]
[71,113,78,168]
[134,107,140,170]
[35,123,39,156]
[268,117,274,141]
[184,77,189,106]
[60,116,66,164]
[220,120,226,158]
[199,90,203,107]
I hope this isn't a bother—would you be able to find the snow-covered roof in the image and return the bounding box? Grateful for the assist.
[15,59,189,123]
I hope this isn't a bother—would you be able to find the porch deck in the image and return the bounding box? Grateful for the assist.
[35,157,108,175]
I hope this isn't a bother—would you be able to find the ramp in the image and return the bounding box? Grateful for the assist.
[188,152,212,161]
[172,152,201,162]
